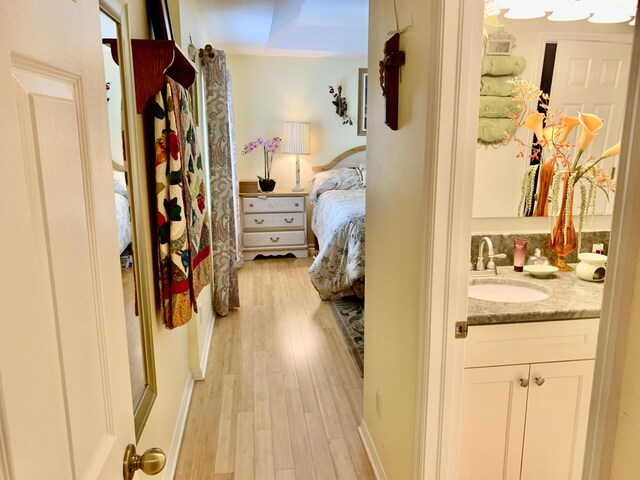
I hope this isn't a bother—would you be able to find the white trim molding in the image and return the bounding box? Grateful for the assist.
[163,374,195,480]
[583,18,640,480]
[190,313,215,380]
[412,0,486,478]
[358,422,388,480]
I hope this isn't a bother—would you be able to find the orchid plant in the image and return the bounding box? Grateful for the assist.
[510,78,620,252]
[242,136,282,181]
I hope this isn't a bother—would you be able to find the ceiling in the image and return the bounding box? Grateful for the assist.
[194,0,369,57]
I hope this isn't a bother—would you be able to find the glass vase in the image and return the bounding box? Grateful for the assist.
[549,174,577,271]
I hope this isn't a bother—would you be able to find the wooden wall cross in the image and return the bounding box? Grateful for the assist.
[379,33,405,131]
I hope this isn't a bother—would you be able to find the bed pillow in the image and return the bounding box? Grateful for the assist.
[356,163,366,187]
[309,167,363,203]
[113,171,128,197]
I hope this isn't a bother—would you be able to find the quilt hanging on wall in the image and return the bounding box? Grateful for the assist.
[153,76,212,329]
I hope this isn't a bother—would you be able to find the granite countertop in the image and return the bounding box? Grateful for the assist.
[467,266,604,326]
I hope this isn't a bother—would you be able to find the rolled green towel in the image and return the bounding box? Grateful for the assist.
[480,75,516,97]
[478,96,522,118]
[477,118,517,144]
[481,56,526,76]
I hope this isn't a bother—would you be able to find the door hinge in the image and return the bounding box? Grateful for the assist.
[455,321,468,339]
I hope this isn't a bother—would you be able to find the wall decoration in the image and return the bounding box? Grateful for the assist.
[379,33,405,131]
[379,0,411,131]
[485,29,516,56]
[187,35,199,126]
[328,84,353,125]
[357,68,368,136]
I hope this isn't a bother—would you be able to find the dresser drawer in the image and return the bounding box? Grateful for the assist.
[242,196,304,213]
[244,231,306,248]
[243,212,304,229]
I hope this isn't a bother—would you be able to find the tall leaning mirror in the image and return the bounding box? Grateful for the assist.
[100,1,157,440]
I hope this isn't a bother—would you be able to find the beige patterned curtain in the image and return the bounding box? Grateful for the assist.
[200,46,241,316]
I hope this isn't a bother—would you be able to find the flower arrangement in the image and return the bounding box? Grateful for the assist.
[328,84,353,125]
[510,79,620,268]
[242,135,282,182]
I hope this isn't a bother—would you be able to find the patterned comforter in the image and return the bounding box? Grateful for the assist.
[309,189,365,300]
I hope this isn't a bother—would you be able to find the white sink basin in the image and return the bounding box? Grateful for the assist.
[468,279,550,303]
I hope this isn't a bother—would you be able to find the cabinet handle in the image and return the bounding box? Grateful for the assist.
[534,377,545,386]
[249,203,254,207]
[254,219,264,224]
[294,202,299,207]
[284,218,294,224]
[519,378,529,388]
[270,237,280,243]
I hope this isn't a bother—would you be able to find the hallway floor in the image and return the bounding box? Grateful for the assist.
[175,257,374,479]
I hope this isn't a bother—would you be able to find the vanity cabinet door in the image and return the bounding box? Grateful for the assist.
[520,360,595,480]
[459,364,530,480]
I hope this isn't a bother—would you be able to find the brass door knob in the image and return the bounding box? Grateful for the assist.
[123,444,166,480]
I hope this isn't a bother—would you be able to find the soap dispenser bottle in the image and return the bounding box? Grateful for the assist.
[527,248,549,265]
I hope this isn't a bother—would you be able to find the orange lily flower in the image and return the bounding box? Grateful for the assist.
[578,112,604,152]
[556,117,580,145]
[599,142,621,159]
[524,112,545,143]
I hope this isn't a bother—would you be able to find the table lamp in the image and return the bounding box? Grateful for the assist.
[283,122,310,192]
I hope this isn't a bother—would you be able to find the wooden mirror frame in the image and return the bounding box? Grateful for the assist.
[100,0,158,441]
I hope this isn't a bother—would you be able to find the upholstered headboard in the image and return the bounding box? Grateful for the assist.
[312,145,366,172]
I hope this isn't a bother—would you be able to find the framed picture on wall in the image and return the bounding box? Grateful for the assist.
[485,38,512,56]
[357,68,368,136]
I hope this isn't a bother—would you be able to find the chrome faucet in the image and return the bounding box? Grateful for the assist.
[471,236,506,276]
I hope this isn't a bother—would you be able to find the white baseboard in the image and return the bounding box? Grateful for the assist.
[163,375,195,480]
[190,313,215,380]
[358,421,388,480]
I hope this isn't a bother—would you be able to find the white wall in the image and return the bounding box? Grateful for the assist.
[227,54,366,190]
[609,262,640,479]
[473,18,633,223]
[361,0,430,477]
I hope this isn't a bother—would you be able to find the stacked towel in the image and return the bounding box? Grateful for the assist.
[478,56,526,144]
[480,75,516,97]
[481,56,526,76]
[479,96,521,118]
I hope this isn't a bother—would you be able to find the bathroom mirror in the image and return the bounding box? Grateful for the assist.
[100,4,157,440]
[473,17,634,219]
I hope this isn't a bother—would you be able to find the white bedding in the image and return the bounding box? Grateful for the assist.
[309,189,365,299]
[113,175,132,255]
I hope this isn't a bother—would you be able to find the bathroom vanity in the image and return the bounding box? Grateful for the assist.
[459,267,604,480]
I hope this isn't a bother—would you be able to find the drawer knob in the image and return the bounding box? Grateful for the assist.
[270,237,280,243]
[249,203,254,207]
[295,202,299,207]
[285,218,294,224]
[254,219,264,224]
[534,377,545,386]
[519,378,529,388]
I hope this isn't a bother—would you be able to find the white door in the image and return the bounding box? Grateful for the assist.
[459,364,530,480]
[0,1,136,478]
[551,39,632,214]
[520,360,595,480]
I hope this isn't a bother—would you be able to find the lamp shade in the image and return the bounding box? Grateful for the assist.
[283,122,311,155]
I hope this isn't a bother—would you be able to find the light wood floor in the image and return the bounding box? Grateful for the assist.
[174,257,374,480]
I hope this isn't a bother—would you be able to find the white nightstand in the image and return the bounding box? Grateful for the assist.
[240,191,309,260]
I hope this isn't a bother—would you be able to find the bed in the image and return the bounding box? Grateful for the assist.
[113,169,133,256]
[308,146,366,300]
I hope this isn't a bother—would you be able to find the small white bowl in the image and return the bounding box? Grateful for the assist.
[523,264,559,278]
